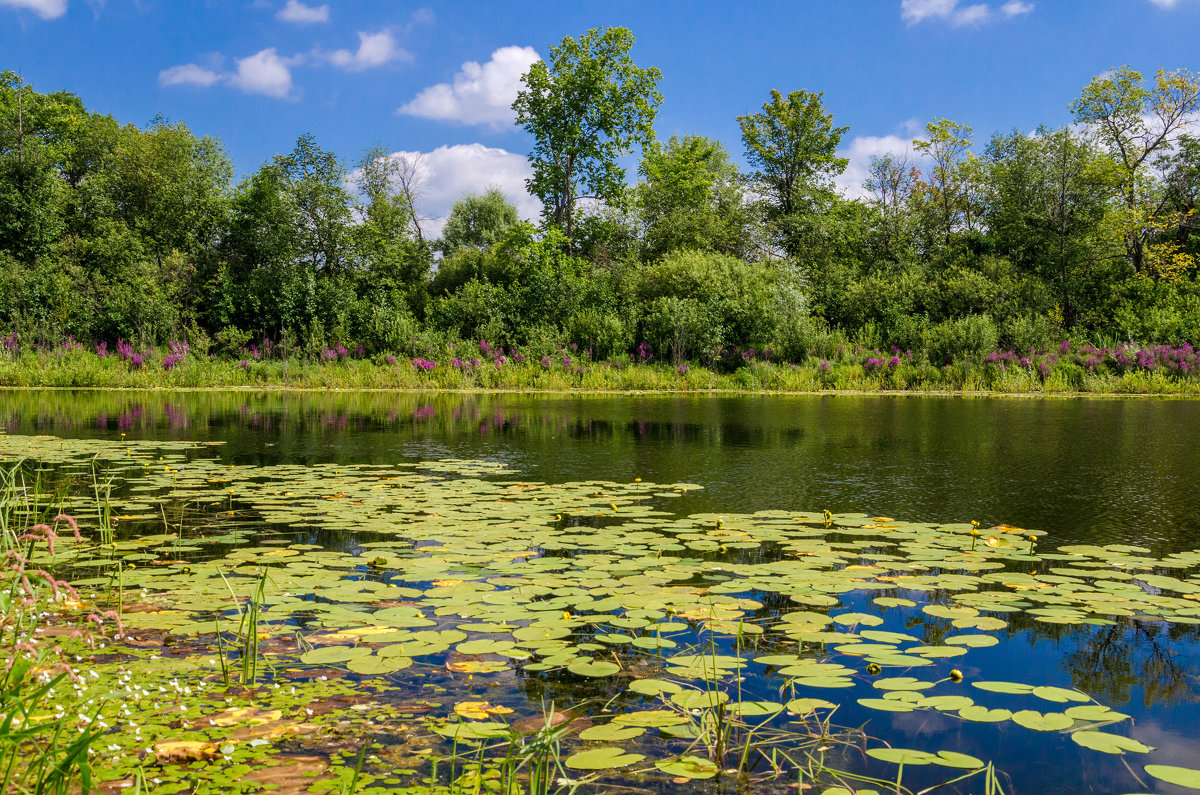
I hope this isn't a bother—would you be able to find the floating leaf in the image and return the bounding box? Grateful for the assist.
[1012,710,1074,731]
[578,724,645,742]
[867,748,937,765]
[1065,704,1129,723]
[958,706,1012,723]
[873,677,935,692]
[299,646,372,665]
[670,690,729,710]
[565,747,645,770]
[346,654,412,675]
[972,680,1035,695]
[932,751,984,769]
[567,659,621,677]
[1070,731,1153,755]
[654,756,719,780]
[1144,764,1200,788]
[785,698,836,714]
[1031,686,1090,704]
[628,678,683,696]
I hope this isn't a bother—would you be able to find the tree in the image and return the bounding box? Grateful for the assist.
[636,134,751,260]
[272,134,353,274]
[513,26,662,253]
[353,145,431,308]
[912,118,977,249]
[441,187,520,256]
[1071,66,1200,273]
[0,71,70,264]
[984,127,1114,327]
[863,152,918,262]
[737,89,849,258]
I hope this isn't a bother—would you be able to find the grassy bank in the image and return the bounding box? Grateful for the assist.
[3,347,1200,395]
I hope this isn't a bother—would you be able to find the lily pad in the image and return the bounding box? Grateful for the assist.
[1070,731,1153,755]
[565,747,645,770]
[1144,764,1200,789]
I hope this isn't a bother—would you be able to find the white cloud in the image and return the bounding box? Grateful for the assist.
[158,63,222,88]
[276,0,328,24]
[1146,0,1182,6]
[230,48,297,98]
[364,144,536,237]
[835,133,929,199]
[901,0,1032,26]
[399,45,541,128]
[0,0,67,19]
[328,30,409,70]
[1000,0,1034,15]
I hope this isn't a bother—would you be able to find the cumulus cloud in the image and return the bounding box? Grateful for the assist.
[362,144,536,237]
[835,133,929,199]
[276,0,328,24]
[327,30,410,70]
[901,0,1032,26]
[0,0,67,19]
[230,48,298,98]
[158,63,222,88]
[399,46,541,128]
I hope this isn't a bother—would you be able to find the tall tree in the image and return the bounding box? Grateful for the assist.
[636,134,750,260]
[737,89,849,257]
[911,118,977,249]
[353,146,432,309]
[273,133,353,274]
[1071,66,1200,274]
[512,26,662,253]
[863,152,918,262]
[984,127,1113,327]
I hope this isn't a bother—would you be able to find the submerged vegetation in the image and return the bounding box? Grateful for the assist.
[3,34,1200,391]
[1,430,1199,792]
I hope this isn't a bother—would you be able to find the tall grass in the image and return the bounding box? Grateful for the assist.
[3,346,1200,395]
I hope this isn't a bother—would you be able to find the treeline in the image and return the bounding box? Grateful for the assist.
[1,29,1199,370]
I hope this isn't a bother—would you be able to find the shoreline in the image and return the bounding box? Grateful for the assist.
[2,383,1198,400]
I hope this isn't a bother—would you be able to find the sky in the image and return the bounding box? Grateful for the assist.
[3,0,1200,230]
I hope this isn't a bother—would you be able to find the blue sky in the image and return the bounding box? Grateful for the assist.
[3,0,1200,226]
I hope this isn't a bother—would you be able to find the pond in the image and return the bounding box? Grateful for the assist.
[2,390,1199,794]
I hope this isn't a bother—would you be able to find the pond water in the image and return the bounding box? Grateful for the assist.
[3,390,1200,794]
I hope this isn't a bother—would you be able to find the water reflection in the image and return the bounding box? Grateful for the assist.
[5,390,1200,552]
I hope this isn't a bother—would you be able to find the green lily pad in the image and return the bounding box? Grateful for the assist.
[299,646,372,665]
[958,706,1012,722]
[873,677,935,691]
[972,680,1035,695]
[654,756,719,779]
[567,659,621,677]
[578,724,645,742]
[932,751,984,769]
[1012,710,1075,731]
[866,748,937,765]
[670,690,729,710]
[1144,764,1200,788]
[785,697,837,714]
[1070,731,1153,755]
[564,747,645,770]
[346,654,413,675]
[628,678,683,696]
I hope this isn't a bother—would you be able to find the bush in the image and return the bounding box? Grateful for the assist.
[634,249,782,354]
[568,308,632,360]
[923,315,1000,364]
[642,296,721,364]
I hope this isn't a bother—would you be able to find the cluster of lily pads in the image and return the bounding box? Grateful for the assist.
[3,431,1200,793]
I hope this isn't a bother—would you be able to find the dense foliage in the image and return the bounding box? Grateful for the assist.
[2,34,1199,376]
